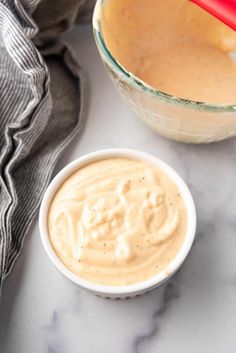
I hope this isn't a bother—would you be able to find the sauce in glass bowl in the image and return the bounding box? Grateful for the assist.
[101,0,236,104]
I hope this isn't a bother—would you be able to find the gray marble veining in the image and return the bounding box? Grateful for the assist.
[132,280,180,353]
[0,25,236,353]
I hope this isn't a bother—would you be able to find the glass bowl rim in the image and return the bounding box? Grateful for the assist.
[93,0,236,113]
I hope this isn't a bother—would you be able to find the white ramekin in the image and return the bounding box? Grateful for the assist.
[39,149,196,299]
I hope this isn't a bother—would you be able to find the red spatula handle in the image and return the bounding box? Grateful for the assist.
[191,0,236,31]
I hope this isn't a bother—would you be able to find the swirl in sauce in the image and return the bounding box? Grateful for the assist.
[48,158,187,286]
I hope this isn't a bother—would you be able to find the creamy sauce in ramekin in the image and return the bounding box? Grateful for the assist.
[48,158,187,286]
[101,0,236,103]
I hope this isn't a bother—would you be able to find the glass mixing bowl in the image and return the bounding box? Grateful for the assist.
[93,0,236,143]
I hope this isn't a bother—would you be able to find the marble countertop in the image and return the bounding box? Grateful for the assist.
[1,25,236,353]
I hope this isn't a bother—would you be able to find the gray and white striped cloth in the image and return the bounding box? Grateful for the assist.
[0,0,95,293]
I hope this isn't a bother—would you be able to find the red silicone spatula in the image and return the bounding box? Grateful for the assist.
[191,0,236,31]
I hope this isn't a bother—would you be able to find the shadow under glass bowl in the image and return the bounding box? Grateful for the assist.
[92,0,236,143]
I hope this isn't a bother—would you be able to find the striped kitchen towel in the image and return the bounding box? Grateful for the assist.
[0,0,95,293]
